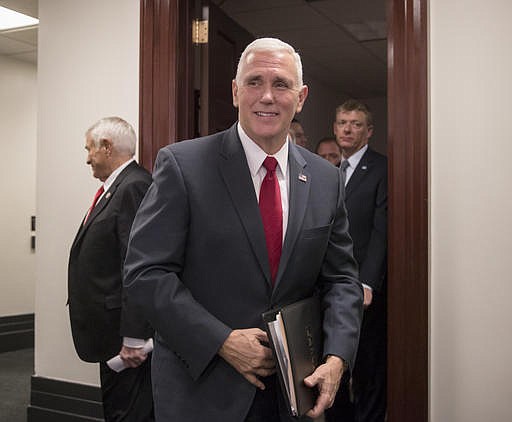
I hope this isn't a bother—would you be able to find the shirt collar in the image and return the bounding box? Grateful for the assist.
[237,122,289,177]
[343,144,368,169]
[103,158,135,192]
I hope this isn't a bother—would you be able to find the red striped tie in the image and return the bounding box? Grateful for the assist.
[259,157,283,284]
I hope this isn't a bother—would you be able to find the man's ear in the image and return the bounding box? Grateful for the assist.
[232,79,239,108]
[295,85,309,113]
[100,139,113,156]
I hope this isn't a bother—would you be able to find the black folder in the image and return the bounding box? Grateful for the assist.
[262,295,323,418]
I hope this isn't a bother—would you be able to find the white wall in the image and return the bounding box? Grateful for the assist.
[34,0,512,413]
[0,57,37,316]
[36,0,139,385]
[430,1,512,421]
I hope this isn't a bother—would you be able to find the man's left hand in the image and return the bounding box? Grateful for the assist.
[303,355,344,418]
[119,345,148,368]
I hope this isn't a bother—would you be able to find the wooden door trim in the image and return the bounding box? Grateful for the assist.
[139,0,194,172]
[139,1,430,420]
[387,0,429,420]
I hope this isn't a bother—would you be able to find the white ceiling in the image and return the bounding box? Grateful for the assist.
[0,0,387,98]
[0,0,38,64]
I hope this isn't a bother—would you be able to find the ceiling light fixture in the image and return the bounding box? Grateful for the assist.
[0,6,38,31]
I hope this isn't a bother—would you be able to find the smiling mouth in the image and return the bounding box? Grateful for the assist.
[255,112,278,117]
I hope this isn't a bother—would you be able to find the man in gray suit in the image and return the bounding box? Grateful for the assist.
[124,38,363,421]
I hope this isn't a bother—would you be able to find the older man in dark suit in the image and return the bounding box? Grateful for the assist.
[124,38,363,422]
[68,116,154,421]
[327,100,388,422]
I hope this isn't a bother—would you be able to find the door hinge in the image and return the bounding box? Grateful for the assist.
[192,19,208,44]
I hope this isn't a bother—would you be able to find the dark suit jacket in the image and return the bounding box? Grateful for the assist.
[68,161,153,363]
[123,124,363,421]
[344,148,387,293]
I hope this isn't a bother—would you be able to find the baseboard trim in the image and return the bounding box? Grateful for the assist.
[28,376,104,422]
[0,313,34,352]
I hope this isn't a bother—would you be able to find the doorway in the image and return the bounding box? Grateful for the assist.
[138,1,428,420]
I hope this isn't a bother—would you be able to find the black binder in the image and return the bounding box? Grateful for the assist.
[262,295,323,417]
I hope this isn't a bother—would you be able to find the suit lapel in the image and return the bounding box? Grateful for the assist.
[73,162,136,246]
[218,126,271,285]
[274,145,310,288]
[345,149,371,199]
[218,127,311,289]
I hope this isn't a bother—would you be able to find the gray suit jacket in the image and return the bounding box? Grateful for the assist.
[124,124,363,421]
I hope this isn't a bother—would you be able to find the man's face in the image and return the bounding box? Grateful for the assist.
[333,110,373,157]
[232,50,308,151]
[290,121,308,147]
[85,136,111,182]
[317,141,341,166]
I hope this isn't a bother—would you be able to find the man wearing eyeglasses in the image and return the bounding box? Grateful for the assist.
[328,100,388,422]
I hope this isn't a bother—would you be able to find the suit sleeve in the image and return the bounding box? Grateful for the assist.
[319,169,364,370]
[123,148,232,380]
[359,162,387,293]
[118,175,154,339]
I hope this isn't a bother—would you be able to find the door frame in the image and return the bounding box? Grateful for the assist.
[386,1,429,420]
[138,1,429,420]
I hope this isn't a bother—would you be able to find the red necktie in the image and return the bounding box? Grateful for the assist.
[259,157,283,283]
[84,186,104,223]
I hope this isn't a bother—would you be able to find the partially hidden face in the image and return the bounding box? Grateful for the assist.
[317,141,341,166]
[289,121,308,147]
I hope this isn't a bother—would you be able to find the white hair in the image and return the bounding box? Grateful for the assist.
[235,38,304,88]
[86,116,136,157]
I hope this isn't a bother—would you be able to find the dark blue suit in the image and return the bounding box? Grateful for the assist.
[328,147,388,422]
[124,125,363,421]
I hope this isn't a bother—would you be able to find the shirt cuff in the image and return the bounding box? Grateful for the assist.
[362,283,373,292]
[123,337,146,348]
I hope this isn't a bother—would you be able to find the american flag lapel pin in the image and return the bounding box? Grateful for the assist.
[298,174,307,182]
[105,192,112,199]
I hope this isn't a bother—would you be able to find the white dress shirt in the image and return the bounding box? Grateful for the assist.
[97,158,136,201]
[237,123,289,242]
[341,144,368,186]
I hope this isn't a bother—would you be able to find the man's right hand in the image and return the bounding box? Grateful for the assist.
[119,345,148,368]
[218,328,276,390]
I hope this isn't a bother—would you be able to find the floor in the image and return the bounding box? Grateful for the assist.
[0,348,33,422]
